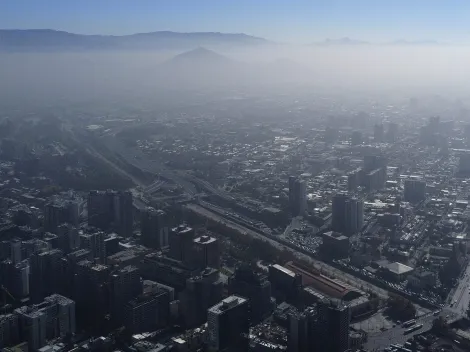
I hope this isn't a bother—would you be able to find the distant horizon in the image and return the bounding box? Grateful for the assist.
[0,28,455,46]
[2,0,470,44]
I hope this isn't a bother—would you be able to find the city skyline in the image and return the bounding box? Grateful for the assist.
[2,0,470,44]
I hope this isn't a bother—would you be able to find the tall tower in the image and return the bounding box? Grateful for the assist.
[289,177,307,217]
[207,295,249,352]
[141,207,168,249]
[316,299,351,352]
[169,225,195,265]
[332,194,363,234]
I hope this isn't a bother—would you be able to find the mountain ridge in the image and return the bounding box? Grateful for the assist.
[0,29,270,51]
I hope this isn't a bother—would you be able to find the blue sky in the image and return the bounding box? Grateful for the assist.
[2,0,470,43]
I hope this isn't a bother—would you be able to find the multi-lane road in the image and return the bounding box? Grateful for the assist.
[447,259,470,317]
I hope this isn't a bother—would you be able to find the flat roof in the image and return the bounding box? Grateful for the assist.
[208,295,247,315]
[271,264,296,278]
[387,262,414,275]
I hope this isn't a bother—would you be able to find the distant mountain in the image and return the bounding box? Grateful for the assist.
[0,29,270,52]
[164,47,234,66]
[314,37,370,46]
[385,39,445,46]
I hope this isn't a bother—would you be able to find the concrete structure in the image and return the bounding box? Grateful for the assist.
[207,295,249,352]
[331,194,364,234]
[288,177,307,217]
[169,225,195,266]
[404,179,426,203]
[140,207,168,249]
[321,231,350,259]
[193,235,220,269]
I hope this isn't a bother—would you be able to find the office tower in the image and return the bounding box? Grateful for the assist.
[373,123,384,142]
[350,131,362,146]
[87,190,116,230]
[142,253,196,290]
[289,177,307,217]
[29,249,63,303]
[347,169,361,191]
[57,224,80,254]
[79,231,105,262]
[117,191,133,237]
[15,306,47,351]
[458,153,470,176]
[21,239,50,260]
[41,294,76,339]
[331,194,364,234]
[88,190,133,236]
[109,265,141,325]
[140,207,168,249]
[0,240,21,264]
[74,261,110,329]
[268,264,302,305]
[193,235,220,269]
[363,154,386,172]
[15,294,75,350]
[44,201,78,233]
[124,289,170,334]
[0,259,30,299]
[404,179,426,203]
[102,234,120,263]
[288,309,311,352]
[316,299,350,352]
[169,225,195,265]
[180,268,223,328]
[321,231,350,259]
[0,314,19,348]
[207,295,249,352]
[228,266,272,323]
[386,122,399,142]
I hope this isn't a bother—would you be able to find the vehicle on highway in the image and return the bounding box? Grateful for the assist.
[433,310,440,316]
[404,324,423,334]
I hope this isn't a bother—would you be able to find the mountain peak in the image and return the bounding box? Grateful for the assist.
[167,47,232,65]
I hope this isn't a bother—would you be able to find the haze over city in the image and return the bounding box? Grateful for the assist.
[1,2,470,352]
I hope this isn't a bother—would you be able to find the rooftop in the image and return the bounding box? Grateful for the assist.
[387,262,414,275]
[208,295,247,315]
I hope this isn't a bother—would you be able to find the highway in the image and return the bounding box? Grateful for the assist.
[447,259,470,317]
[185,203,391,299]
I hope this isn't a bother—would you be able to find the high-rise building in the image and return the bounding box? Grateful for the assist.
[169,225,195,265]
[124,290,170,334]
[79,231,105,262]
[331,194,364,234]
[404,179,426,203]
[87,190,133,237]
[207,295,249,352]
[15,306,47,351]
[117,191,133,238]
[386,122,399,142]
[15,294,75,350]
[193,235,220,269]
[288,308,315,352]
[179,268,223,328]
[102,233,120,263]
[109,265,141,325]
[289,177,307,217]
[0,259,30,299]
[140,207,168,249]
[321,231,350,259]
[44,200,79,233]
[315,299,350,352]
[29,249,63,303]
[373,123,384,143]
[458,153,470,176]
[228,266,272,323]
[74,261,110,330]
[0,314,19,348]
[56,224,80,254]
